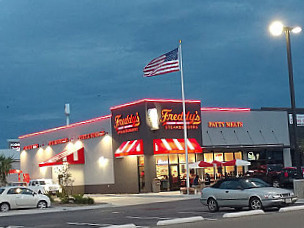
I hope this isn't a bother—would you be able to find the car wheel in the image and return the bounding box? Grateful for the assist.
[272,180,280,188]
[0,203,10,212]
[37,200,47,209]
[207,198,219,212]
[249,197,263,210]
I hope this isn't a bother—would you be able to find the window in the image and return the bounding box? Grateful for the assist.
[7,188,22,194]
[0,189,4,194]
[21,188,33,195]
[219,180,242,190]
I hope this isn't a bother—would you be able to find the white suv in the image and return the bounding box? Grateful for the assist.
[28,179,61,194]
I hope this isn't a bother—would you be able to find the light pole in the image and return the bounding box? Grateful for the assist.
[269,21,302,177]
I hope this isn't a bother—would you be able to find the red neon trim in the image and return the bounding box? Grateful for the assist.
[19,115,111,139]
[201,107,250,112]
[111,98,201,110]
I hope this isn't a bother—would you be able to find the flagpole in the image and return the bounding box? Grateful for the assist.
[179,40,189,195]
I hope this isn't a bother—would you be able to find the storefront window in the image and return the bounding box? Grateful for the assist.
[188,154,195,163]
[214,153,223,161]
[169,154,178,164]
[179,154,185,163]
[224,153,234,161]
[156,165,169,179]
[138,156,144,166]
[179,154,196,164]
[234,151,242,159]
[155,155,168,165]
[204,153,213,163]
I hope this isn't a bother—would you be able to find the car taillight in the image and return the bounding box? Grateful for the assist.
[284,172,288,178]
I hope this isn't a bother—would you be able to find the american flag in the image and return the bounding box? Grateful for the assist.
[143,48,180,77]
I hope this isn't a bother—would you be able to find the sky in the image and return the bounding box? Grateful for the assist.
[0,0,304,148]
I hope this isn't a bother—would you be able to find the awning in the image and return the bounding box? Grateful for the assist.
[154,138,202,154]
[222,159,251,166]
[39,147,85,167]
[115,139,143,157]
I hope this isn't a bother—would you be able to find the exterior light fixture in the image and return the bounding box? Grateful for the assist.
[269,20,302,177]
[147,108,159,130]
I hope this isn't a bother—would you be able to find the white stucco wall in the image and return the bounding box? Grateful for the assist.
[20,116,114,187]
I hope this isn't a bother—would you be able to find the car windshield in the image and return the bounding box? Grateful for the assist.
[0,188,4,194]
[242,178,270,189]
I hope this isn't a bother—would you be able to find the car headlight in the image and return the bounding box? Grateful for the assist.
[290,192,295,196]
[264,194,281,199]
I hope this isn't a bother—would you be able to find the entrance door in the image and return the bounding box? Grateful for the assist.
[169,165,180,190]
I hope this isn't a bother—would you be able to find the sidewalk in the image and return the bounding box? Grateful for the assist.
[85,191,200,207]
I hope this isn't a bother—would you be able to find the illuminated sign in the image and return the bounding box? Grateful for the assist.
[48,138,69,146]
[9,142,20,151]
[208,121,243,128]
[23,144,39,150]
[160,109,201,130]
[78,131,106,140]
[114,112,141,134]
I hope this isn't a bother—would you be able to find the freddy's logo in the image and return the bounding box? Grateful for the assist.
[114,112,141,134]
[160,109,201,126]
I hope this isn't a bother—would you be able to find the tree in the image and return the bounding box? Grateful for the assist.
[57,163,74,196]
[0,155,13,186]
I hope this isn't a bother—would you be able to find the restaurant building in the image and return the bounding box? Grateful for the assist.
[19,98,292,194]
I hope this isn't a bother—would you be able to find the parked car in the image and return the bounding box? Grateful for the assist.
[246,164,283,187]
[276,167,304,188]
[0,186,51,212]
[7,182,28,187]
[28,179,61,194]
[200,177,297,212]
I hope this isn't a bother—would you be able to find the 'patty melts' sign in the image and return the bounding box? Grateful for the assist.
[114,112,141,134]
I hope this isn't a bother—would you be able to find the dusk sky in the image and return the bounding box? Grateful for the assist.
[0,1,304,148]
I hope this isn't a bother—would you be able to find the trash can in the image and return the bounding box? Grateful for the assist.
[152,178,161,193]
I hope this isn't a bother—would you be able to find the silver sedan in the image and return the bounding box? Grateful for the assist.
[200,178,297,212]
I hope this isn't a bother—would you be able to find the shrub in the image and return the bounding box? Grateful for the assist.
[72,194,94,204]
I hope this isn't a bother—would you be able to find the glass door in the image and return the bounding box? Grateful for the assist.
[169,165,179,190]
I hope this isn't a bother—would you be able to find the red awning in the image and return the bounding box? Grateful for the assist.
[39,147,85,167]
[154,138,202,154]
[212,160,224,166]
[115,139,144,157]
[198,161,213,168]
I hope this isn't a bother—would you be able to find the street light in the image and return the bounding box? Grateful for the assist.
[269,21,302,177]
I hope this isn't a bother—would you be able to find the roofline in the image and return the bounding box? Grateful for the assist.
[110,98,201,110]
[19,114,111,139]
[201,107,250,112]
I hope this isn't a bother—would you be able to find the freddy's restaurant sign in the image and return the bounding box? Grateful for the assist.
[114,112,141,134]
[160,109,201,130]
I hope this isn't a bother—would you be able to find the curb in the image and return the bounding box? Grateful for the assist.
[156,216,204,226]
[279,205,304,212]
[223,210,265,218]
[104,224,136,228]
[0,204,111,217]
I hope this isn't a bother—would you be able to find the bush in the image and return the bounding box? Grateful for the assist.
[59,195,70,204]
[72,194,94,205]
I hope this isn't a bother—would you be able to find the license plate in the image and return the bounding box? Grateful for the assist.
[285,198,292,203]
